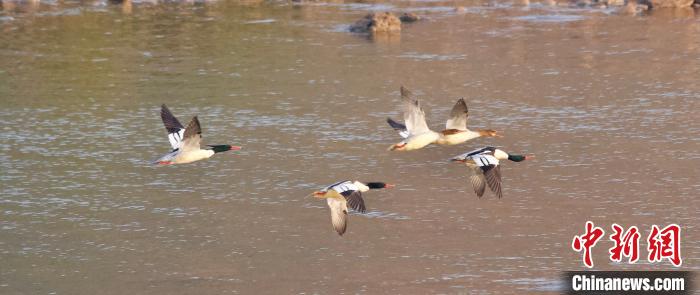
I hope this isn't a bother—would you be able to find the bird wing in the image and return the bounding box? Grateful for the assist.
[400,86,432,135]
[468,153,502,198]
[327,198,348,236]
[328,181,357,193]
[445,98,469,130]
[451,147,496,162]
[387,118,409,139]
[325,181,366,213]
[180,116,203,152]
[468,170,487,198]
[343,190,366,213]
[481,164,503,199]
[160,104,186,150]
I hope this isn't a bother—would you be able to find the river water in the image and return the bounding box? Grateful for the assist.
[1,0,699,293]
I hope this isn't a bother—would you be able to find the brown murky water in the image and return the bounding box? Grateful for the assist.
[1,0,699,293]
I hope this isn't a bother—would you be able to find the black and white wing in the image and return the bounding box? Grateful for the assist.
[387,117,409,139]
[327,198,348,236]
[482,164,503,199]
[328,181,366,213]
[344,191,367,213]
[470,154,502,198]
[445,98,469,130]
[451,146,496,162]
[400,86,432,136]
[180,116,203,152]
[325,180,354,192]
[160,104,186,150]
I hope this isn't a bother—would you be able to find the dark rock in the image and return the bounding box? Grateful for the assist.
[349,12,401,33]
[399,12,420,23]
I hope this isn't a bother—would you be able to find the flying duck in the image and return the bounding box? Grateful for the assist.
[154,104,241,165]
[450,147,531,198]
[387,86,441,151]
[387,86,499,151]
[311,180,394,236]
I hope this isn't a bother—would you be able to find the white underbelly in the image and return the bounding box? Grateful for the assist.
[173,150,213,164]
[404,132,440,150]
[436,132,480,145]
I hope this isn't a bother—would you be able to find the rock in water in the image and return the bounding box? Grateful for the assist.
[648,0,693,6]
[399,12,420,23]
[349,12,401,33]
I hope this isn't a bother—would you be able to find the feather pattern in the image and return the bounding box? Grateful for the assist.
[327,198,348,235]
[482,165,503,199]
[345,191,367,213]
[387,118,410,139]
[180,116,203,152]
[160,104,186,150]
[454,147,507,198]
[445,98,469,130]
[400,86,432,136]
[469,173,487,198]
[324,181,366,213]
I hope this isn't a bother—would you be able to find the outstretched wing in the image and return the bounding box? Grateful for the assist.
[180,116,203,152]
[161,104,186,150]
[469,168,486,198]
[481,164,503,199]
[343,190,366,213]
[327,198,348,236]
[465,153,502,198]
[450,146,496,162]
[327,181,367,213]
[445,98,469,130]
[400,86,432,136]
[386,118,409,139]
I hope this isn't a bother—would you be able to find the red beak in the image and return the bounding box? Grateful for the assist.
[385,184,395,188]
[525,155,534,160]
[230,146,242,151]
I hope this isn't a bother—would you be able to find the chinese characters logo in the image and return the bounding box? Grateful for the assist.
[572,221,681,268]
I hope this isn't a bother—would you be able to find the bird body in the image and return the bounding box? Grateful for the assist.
[311,180,393,235]
[387,87,499,151]
[395,131,441,151]
[451,147,530,199]
[154,104,240,165]
[435,129,483,145]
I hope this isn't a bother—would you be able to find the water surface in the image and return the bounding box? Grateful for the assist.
[1,0,700,293]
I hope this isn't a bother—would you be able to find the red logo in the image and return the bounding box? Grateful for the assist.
[609,224,640,263]
[572,222,682,268]
[572,221,605,268]
[647,224,682,267]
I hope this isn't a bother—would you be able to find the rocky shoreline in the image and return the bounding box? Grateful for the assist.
[342,0,699,36]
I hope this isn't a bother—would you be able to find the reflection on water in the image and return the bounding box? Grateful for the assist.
[1,0,700,293]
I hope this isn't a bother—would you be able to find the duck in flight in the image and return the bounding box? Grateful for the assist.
[154,104,241,165]
[387,86,500,151]
[450,147,531,199]
[310,180,394,236]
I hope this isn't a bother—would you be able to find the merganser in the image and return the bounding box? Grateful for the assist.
[387,86,441,151]
[387,87,499,151]
[310,180,394,236]
[154,104,241,165]
[450,147,532,198]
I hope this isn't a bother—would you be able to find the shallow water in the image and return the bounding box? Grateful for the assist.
[1,0,699,293]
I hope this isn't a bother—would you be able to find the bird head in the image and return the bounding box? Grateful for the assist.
[365,182,395,189]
